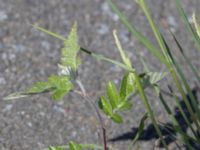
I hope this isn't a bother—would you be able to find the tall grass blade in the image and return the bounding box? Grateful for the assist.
[134,71,168,149]
[175,0,200,50]
[163,36,200,122]
[171,32,200,85]
[106,0,166,65]
[141,57,196,147]
[137,0,200,130]
[32,24,134,72]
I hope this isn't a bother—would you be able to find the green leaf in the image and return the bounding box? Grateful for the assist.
[4,81,55,100]
[120,73,136,100]
[48,75,74,101]
[60,22,80,72]
[98,96,113,116]
[106,81,120,109]
[26,82,54,93]
[69,141,82,150]
[111,113,123,123]
[51,89,68,101]
[4,75,73,101]
[117,101,133,111]
[48,146,65,150]
[3,92,33,100]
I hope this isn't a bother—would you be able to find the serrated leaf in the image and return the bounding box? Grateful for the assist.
[69,141,82,150]
[4,75,73,101]
[4,82,55,100]
[120,73,136,100]
[106,81,120,109]
[98,96,113,116]
[51,89,68,101]
[26,82,54,93]
[48,75,74,101]
[111,113,123,123]
[61,22,80,71]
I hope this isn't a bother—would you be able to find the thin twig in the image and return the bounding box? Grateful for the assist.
[76,80,108,150]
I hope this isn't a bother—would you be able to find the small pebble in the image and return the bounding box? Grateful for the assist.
[167,16,177,33]
[27,122,33,127]
[53,105,66,114]
[0,77,6,85]
[96,24,109,35]
[41,41,50,50]
[2,104,13,112]
[0,11,8,22]
[101,2,119,21]
[120,30,130,43]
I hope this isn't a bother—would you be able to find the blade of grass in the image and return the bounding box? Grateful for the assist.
[168,86,200,144]
[136,0,200,130]
[80,47,134,72]
[170,32,200,85]
[106,0,167,65]
[163,35,200,122]
[106,0,199,130]
[141,57,197,147]
[32,24,66,41]
[175,0,200,50]
[136,0,169,60]
[134,71,168,149]
[193,13,200,38]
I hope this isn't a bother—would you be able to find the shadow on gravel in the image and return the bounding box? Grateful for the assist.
[109,87,200,149]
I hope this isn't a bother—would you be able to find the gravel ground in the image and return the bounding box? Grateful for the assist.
[0,0,200,150]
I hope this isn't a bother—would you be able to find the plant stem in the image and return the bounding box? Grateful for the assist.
[134,72,169,149]
[76,80,108,150]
